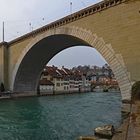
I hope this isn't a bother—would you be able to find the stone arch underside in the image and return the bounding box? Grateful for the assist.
[12,26,132,100]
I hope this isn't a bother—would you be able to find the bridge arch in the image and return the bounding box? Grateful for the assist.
[12,26,132,100]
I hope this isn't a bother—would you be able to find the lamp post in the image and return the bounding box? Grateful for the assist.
[70,2,72,14]
[2,21,5,42]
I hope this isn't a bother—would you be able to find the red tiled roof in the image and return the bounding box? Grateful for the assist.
[43,66,59,76]
[42,65,84,80]
[56,69,65,75]
[62,68,72,75]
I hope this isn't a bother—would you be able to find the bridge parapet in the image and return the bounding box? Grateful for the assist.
[8,0,127,46]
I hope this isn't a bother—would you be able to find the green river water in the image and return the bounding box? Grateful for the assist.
[0,92,122,140]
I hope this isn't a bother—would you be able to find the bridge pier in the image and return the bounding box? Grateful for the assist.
[0,42,9,90]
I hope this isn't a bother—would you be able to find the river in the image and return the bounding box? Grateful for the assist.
[0,92,122,140]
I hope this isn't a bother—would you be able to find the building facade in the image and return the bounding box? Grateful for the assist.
[40,66,91,94]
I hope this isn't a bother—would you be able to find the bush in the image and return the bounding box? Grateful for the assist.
[132,81,140,100]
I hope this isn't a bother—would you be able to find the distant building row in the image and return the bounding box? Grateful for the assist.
[39,64,119,94]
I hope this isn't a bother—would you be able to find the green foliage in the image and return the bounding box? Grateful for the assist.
[132,81,140,100]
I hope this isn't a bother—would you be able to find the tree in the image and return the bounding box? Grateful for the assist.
[0,83,5,92]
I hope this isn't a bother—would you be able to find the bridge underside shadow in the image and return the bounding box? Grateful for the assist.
[13,34,89,93]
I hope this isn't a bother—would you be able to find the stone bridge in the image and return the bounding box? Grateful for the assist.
[0,0,140,100]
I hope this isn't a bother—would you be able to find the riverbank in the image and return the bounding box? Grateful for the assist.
[126,100,140,140]
[0,92,85,101]
[0,90,120,100]
[0,91,88,100]
[112,100,140,140]
[112,103,131,140]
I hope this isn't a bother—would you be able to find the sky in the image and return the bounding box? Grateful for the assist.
[0,0,106,68]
